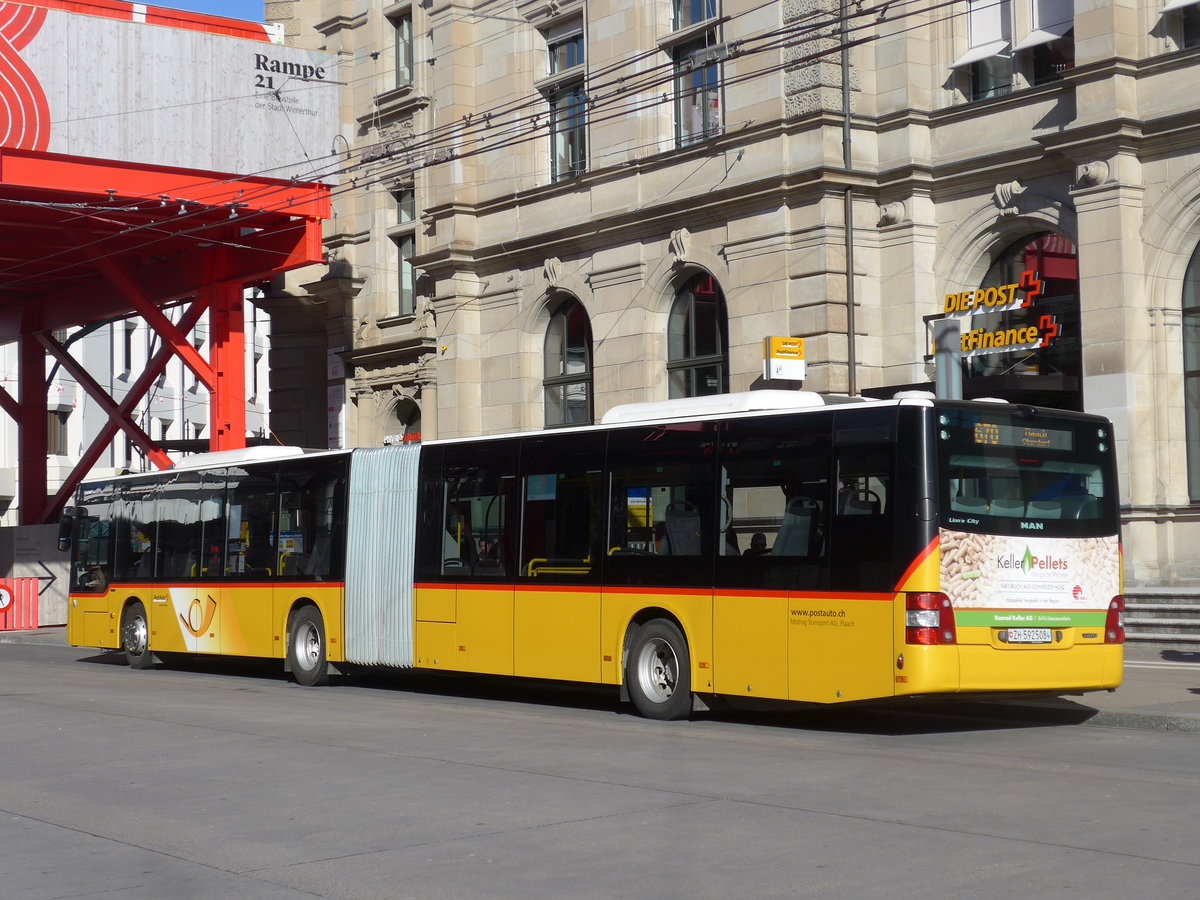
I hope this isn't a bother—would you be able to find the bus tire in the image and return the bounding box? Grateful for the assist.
[625,619,691,720]
[121,600,154,670]
[288,606,329,687]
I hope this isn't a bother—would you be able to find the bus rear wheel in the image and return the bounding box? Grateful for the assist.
[121,600,154,670]
[625,619,691,720]
[288,606,329,687]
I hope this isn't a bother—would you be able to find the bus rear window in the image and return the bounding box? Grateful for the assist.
[936,407,1118,536]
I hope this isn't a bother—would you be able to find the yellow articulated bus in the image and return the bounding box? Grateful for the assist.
[62,391,1124,719]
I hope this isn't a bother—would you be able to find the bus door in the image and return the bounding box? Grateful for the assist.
[66,481,118,648]
[807,413,901,702]
[222,465,279,657]
[151,470,222,654]
[715,414,832,703]
[439,444,519,676]
[516,434,605,683]
[274,459,348,660]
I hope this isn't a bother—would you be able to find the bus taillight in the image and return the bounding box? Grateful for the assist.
[1105,595,1125,644]
[905,592,956,645]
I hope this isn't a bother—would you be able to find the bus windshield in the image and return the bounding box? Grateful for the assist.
[936,406,1118,538]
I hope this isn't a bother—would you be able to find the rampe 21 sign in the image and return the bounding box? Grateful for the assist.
[940,269,1060,357]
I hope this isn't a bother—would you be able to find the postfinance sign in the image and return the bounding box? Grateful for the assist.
[943,269,1041,314]
[941,270,1060,357]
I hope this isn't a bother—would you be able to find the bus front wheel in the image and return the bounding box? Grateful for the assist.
[625,619,691,720]
[121,600,154,670]
[288,606,329,687]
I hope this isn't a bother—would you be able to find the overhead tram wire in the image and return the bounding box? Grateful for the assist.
[0,0,973,291]
[338,0,970,187]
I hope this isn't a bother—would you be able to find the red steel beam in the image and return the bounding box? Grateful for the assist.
[207,281,246,451]
[0,148,330,220]
[74,242,218,392]
[33,298,209,523]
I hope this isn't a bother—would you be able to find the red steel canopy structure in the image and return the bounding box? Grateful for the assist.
[0,147,330,524]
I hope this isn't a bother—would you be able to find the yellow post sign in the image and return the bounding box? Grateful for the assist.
[763,336,806,382]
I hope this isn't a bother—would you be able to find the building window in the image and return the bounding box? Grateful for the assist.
[392,233,416,317]
[951,0,1012,100]
[675,38,722,146]
[674,0,717,30]
[387,181,419,317]
[1181,4,1200,48]
[47,410,69,456]
[1012,0,1074,84]
[549,84,587,181]
[542,20,586,182]
[966,233,1081,408]
[394,185,415,223]
[668,273,728,398]
[548,30,584,74]
[121,321,136,376]
[544,298,593,427]
[391,11,413,89]
[1183,242,1200,500]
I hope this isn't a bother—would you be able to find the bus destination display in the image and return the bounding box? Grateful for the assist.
[972,422,1073,451]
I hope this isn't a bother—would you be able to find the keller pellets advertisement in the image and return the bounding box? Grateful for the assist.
[0,0,337,177]
[940,530,1120,629]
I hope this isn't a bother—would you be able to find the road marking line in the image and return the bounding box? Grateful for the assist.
[1126,660,1200,671]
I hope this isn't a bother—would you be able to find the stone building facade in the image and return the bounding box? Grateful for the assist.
[269,0,1200,589]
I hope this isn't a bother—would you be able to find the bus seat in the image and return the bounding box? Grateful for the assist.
[951,496,988,514]
[167,549,197,578]
[664,502,701,556]
[301,532,332,577]
[989,498,1025,517]
[1027,499,1062,519]
[772,497,816,557]
[1060,494,1098,519]
[840,490,880,516]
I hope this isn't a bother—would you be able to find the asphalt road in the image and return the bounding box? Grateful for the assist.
[1,640,1197,899]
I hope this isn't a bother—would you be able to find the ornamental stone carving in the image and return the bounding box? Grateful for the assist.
[669,228,691,264]
[993,180,1025,216]
[877,200,907,227]
[543,256,561,287]
[1075,160,1110,188]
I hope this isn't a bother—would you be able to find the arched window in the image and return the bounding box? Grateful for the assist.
[968,232,1081,409]
[544,298,593,427]
[1183,243,1200,501]
[668,273,728,398]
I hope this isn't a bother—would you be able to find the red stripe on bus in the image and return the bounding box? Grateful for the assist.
[414,583,893,602]
[893,535,939,591]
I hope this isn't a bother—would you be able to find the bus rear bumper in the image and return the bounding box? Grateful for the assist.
[955,642,1123,694]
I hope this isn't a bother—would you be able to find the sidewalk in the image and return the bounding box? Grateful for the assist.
[3,626,1198,732]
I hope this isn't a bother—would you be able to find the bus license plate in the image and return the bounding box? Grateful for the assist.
[1006,628,1052,644]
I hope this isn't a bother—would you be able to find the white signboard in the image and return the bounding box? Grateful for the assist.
[4,2,339,180]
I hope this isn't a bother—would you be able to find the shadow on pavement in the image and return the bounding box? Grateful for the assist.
[74,650,1101,736]
[1162,649,1200,664]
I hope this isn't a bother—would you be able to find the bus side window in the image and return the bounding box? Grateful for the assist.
[71,482,116,591]
[226,465,278,577]
[113,479,157,580]
[155,472,204,578]
[440,440,519,579]
[278,460,348,581]
[830,449,895,590]
[605,422,718,588]
[520,434,604,582]
[716,414,832,592]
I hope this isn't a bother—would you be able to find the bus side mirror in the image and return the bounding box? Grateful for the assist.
[57,507,78,552]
